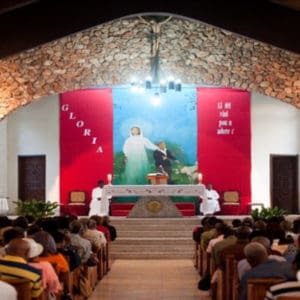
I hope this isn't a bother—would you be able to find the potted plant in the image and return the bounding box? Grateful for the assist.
[251,206,288,221]
[14,199,59,220]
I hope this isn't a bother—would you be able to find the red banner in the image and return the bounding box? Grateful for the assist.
[197,88,251,214]
[60,89,113,211]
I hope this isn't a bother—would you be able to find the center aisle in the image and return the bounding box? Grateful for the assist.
[89,259,211,300]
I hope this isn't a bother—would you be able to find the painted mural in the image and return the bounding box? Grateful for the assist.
[113,86,197,185]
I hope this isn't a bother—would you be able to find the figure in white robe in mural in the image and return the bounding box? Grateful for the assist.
[200,183,220,215]
[122,126,158,184]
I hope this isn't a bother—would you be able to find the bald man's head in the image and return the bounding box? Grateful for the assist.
[244,242,268,267]
[6,238,30,261]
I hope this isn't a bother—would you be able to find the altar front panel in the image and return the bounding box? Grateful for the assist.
[100,184,207,216]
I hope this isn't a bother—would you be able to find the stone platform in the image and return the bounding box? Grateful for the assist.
[109,217,200,259]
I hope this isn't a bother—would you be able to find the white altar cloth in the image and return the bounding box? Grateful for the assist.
[0,197,9,215]
[100,184,207,216]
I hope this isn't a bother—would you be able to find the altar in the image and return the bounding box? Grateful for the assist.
[100,184,207,217]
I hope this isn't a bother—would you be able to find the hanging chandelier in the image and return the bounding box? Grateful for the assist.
[130,76,182,93]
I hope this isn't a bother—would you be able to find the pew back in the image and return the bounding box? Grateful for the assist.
[277,296,300,300]
[247,278,285,300]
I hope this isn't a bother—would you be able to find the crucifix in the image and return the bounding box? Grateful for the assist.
[139,16,172,83]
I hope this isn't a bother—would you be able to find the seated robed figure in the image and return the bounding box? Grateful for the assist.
[199,183,220,215]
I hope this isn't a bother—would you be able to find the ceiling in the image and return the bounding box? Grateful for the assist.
[0,0,300,59]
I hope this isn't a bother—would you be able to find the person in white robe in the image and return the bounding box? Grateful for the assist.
[200,183,220,215]
[88,180,109,216]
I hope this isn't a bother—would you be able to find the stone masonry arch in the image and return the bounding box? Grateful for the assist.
[0,13,299,120]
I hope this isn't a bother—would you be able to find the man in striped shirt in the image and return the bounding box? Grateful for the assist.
[0,238,43,298]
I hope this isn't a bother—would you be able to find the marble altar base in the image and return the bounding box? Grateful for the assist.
[127,196,183,218]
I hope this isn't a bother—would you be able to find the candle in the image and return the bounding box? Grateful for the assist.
[198,173,203,184]
[107,174,112,184]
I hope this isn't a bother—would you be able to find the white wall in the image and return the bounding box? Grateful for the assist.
[251,92,299,208]
[0,118,7,198]
[2,91,299,214]
[7,95,59,213]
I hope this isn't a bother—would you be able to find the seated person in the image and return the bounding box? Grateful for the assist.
[82,218,107,252]
[89,180,111,216]
[33,231,69,275]
[0,238,43,298]
[200,183,220,215]
[25,237,62,296]
[265,250,300,299]
[0,227,25,257]
[239,242,294,300]
[238,236,286,280]
[102,216,117,242]
[68,220,93,264]
[52,231,81,271]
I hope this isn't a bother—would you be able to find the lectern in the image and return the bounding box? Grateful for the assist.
[147,173,169,185]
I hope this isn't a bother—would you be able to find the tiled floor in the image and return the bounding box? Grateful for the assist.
[89,259,211,300]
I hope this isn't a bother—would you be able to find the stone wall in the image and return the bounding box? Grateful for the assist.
[0,15,299,119]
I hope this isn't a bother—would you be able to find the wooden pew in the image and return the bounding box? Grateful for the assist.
[59,271,73,296]
[84,264,98,289]
[197,245,204,276]
[72,265,81,295]
[201,250,209,278]
[97,246,104,280]
[105,242,111,272]
[277,296,300,300]
[209,252,216,275]
[210,268,223,300]
[224,254,239,300]
[247,278,285,300]
[194,241,199,269]
[232,259,239,300]
[102,243,108,275]
[59,242,112,298]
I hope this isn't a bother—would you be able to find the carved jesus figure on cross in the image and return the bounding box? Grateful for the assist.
[139,16,172,58]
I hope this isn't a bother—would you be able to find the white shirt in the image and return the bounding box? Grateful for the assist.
[0,280,17,300]
[206,189,219,201]
[88,187,103,216]
[200,188,220,215]
[89,186,112,216]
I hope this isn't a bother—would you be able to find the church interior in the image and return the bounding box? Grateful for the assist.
[0,1,299,299]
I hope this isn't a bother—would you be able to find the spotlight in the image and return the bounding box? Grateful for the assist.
[175,79,182,91]
[145,76,152,89]
[160,80,167,93]
[168,76,175,90]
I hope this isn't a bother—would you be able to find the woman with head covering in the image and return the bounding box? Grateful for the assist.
[24,237,62,298]
[33,231,69,275]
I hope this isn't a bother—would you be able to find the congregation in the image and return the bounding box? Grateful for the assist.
[3,211,300,299]
[0,214,117,300]
[194,215,300,300]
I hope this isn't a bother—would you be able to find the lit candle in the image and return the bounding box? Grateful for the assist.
[107,174,112,184]
[198,173,203,184]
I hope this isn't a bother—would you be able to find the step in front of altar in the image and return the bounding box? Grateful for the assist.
[111,203,135,216]
[111,202,195,217]
[110,217,200,259]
